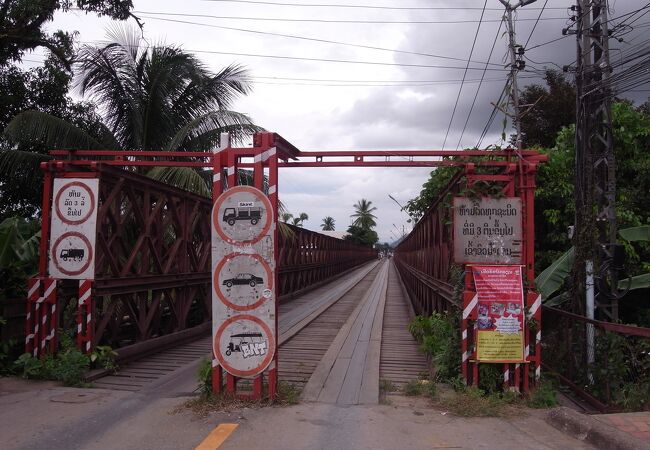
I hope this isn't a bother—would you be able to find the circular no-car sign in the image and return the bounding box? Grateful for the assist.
[213,253,274,311]
[214,314,275,378]
[212,186,273,245]
[55,181,96,225]
[51,231,93,276]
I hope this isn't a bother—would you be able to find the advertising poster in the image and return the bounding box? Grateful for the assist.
[471,265,525,362]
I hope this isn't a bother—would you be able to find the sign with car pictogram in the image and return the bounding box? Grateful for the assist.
[213,253,273,311]
[49,178,99,279]
[211,185,276,378]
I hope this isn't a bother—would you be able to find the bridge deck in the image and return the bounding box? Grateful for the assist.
[93,259,428,401]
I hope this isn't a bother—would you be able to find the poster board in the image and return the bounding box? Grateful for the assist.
[471,265,525,363]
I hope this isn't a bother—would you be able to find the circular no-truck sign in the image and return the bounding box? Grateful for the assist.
[55,181,96,225]
[51,231,93,276]
[212,186,273,245]
[214,314,275,378]
[213,253,274,311]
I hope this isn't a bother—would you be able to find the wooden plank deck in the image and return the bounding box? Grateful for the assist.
[302,261,390,405]
[379,261,429,387]
[93,261,379,391]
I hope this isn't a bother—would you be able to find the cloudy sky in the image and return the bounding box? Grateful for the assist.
[24,0,650,242]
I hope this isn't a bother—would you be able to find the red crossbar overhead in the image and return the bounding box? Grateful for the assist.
[48,132,547,170]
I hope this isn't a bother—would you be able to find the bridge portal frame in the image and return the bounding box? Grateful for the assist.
[40,132,545,398]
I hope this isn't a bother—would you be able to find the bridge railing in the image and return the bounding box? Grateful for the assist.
[542,305,650,412]
[278,224,377,300]
[393,172,462,315]
[31,163,375,359]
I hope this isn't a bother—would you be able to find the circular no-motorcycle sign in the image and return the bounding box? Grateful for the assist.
[55,181,96,225]
[213,253,274,311]
[214,315,275,378]
[212,186,273,245]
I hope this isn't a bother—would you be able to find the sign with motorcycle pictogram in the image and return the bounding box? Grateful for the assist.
[211,185,276,378]
[49,178,99,279]
[213,314,275,377]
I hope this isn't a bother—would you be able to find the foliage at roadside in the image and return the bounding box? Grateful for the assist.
[11,333,117,386]
[408,312,460,381]
[0,216,40,300]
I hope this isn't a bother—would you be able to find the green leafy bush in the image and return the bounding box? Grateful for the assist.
[90,345,118,372]
[197,357,212,397]
[409,312,460,381]
[527,381,558,408]
[11,332,90,386]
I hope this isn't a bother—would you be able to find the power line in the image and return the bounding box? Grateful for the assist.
[199,0,568,11]
[524,0,549,49]
[137,14,503,66]
[250,75,542,83]
[81,39,509,71]
[456,18,504,149]
[441,0,488,150]
[133,10,569,24]
[476,78,510,149]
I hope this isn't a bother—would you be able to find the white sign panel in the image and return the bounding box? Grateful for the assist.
[453,197,522,264]
[212,186,276,378]
[48,178,99,279]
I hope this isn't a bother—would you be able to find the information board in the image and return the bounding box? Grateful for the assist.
[453,197,522,264]
[48,178,99,280]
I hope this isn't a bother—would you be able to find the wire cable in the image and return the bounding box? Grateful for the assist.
[81,39,509,71]
[132,10,569,25]
[441,0,488,150]
[455,18,504,149]
[199,0,567,11]
[136,14,503,66]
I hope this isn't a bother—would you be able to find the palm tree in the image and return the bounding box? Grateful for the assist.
[1,26,260,197]
[290,212,308,227]
[321,216,335,231]
[351,199,377,229]
[281,212,293,223]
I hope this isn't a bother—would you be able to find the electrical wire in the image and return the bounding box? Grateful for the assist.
[135,14,503,67]
[199,0,568,11]
[81,39,509,71]
[132,10,569,25]
[441,0,488,150]
[476,78,510,149]
[523,0,549,49]
[455,18,504,150]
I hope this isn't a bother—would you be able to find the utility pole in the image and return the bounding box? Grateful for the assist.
[499,0,537,150]
[570,0,621,320]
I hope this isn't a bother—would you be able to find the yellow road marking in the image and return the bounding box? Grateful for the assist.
[195,423,239,450]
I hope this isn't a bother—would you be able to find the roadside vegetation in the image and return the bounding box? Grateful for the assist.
[183,358,300,416]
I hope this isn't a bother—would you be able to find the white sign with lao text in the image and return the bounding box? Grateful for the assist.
[48,178,99,280]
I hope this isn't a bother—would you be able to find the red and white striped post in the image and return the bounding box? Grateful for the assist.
[77,279,93,354]
[25,278,40,356]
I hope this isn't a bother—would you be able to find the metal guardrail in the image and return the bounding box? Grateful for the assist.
[542,305,650,412]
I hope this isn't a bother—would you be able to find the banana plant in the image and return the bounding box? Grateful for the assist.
[535,225,650,305]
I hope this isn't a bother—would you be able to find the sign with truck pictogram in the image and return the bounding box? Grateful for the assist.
[49,179,99,279]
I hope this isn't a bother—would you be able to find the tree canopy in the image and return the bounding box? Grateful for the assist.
[2,27,260,201]
[321,216,335,231]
